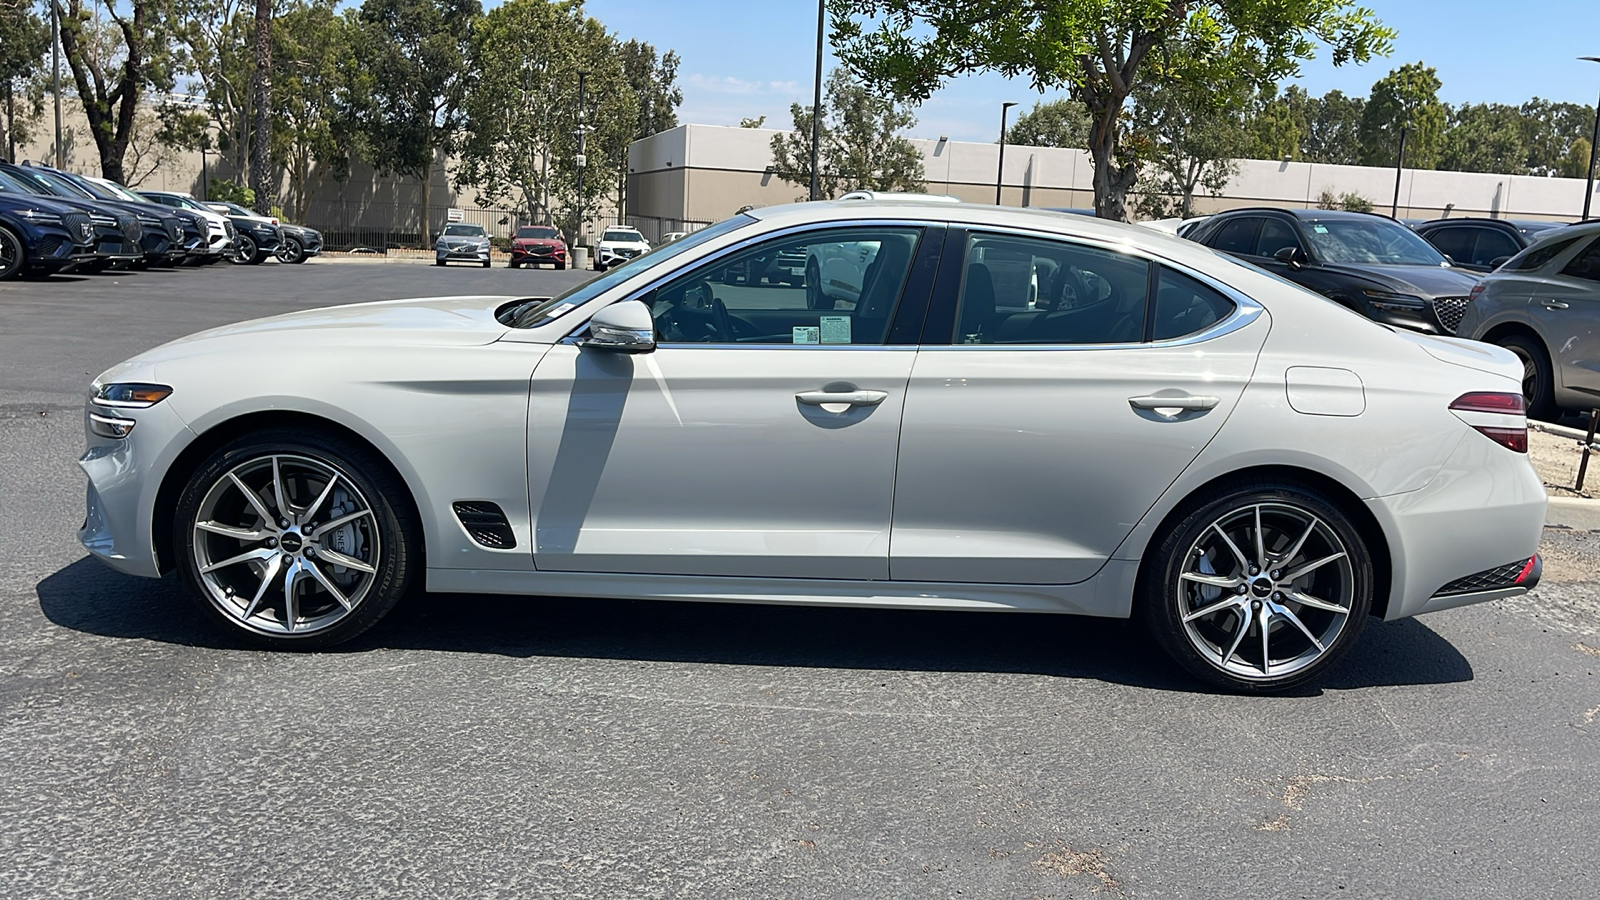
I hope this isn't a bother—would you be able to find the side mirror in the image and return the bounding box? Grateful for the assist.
[1273,245,1306,269]
[580,300,655,353]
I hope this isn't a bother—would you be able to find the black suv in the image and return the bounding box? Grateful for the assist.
[1185,208,1483,335]
[0,162,144,269]
[0,178,96,280]
[22,162,200,265]
[1413,218,1568,273]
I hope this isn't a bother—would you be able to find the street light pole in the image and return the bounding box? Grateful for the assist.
[51,1,63,167]
[576,70,589,248]
[1390,125,1408,219]
[1581,57,1600,222]
[996,101,1017,205]
[809,0,824,201]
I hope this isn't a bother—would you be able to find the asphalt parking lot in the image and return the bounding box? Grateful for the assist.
[3,259,1599,898]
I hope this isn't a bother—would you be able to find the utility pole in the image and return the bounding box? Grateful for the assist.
[576,70,588,247]
[51,1,62,167]
[1390,125,1408,219]
[809,0,824,201]
[1581,57,1600,221]
[996,102,1017,205]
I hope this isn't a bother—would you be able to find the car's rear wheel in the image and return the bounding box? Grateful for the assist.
[1496,333,1557,421]
[1,226,28,281]
[174,430,419,649]
[1141,482,1372,693]
[232,233,259,265]
[278,237,304,264]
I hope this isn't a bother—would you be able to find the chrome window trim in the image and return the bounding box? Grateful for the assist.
[559,218,945,346]
[943,221,1267,349]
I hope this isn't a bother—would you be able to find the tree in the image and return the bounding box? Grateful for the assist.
[1521,98,1594,176]
[1303,89,1363,164]
[615,38,681,217]
[1560,137,1592,180]
[52,0,187,181]
[1004,99,1089,149]
[1358,62,1446,169]
[454,0,636,238]
[1131,74,1246,218]
[178,0,254,176]
[1440,103,1528,175]
[0,1,49,160]
[770,68,923,199]
[1316,188,1371,212]
[739,116,767,128]
[271,0,353,222]
[1245,85,1309,161]
[828,0,1392,221]
[246,0,272,205]
[349,0,480,242]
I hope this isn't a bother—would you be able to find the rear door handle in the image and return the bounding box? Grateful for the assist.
[796,390,888,407]
[1129,395,1220,413]
[1541,300,1570,310]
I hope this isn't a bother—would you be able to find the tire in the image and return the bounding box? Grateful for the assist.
[1139,480,1373,693]
[279,237,304,264]
[805,260,826,309]
[481,259,490,268]
[232,233,258,265]
[1496,333,1558,421]
[555,260,565,270]
[509,259,520,269]
[173,428,420,649]
[434,259,446,267]
[595,261,606,272]
[0,226,26,281]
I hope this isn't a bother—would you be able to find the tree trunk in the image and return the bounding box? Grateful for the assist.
[247,0,272,208]
[3,84,12,161]
[419,158,431,247]
[1086,104,1136,222]
[54,0,142,183]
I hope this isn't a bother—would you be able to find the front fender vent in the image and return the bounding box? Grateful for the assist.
[452,501,517,549]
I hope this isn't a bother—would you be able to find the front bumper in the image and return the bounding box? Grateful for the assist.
[1370,429,1547,620]
[78,396,194,579]
[597,246,644,266]
[437,245,490,262]
[512,245,566,264]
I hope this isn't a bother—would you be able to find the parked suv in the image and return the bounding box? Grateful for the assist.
[1457,221,1600,419]
[594,226,649,271]
[435,222,491,267]
[138,189,236,263]
[4,162,190,266]
[1414,218,1568,273]
[509,225,566,269]
[1186,208,1482,334]
[206,201,283,264]
[0,178,96,279]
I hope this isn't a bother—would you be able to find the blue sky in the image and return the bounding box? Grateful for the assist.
[584,0,1600,142]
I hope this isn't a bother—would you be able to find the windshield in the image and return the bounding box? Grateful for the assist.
[214,201,257,216]
[517,227,559,239]
[505,214,754,328]
[443,224,485,237]
[603,229,643,242]
[1302,217,1447,266]
[95,181,146,202]
[156,194,203,210]
[8,167,84,198]
[0,169,40,194]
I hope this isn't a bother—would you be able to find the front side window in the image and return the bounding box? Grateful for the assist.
[1255,219,1303,259]
[648,227,922,345]
[1561,238,1600,283]
[1505,234,1584,271]
[1300,217,1447,266]
[953,233,1150,345]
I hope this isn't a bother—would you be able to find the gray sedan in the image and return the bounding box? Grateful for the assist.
[435,223,491,267]
[1458,220,1600,419]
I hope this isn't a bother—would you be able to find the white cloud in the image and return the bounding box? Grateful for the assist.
[683,74,805,96]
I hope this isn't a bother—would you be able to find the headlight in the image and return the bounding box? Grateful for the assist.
[17,209,63,224]
[93,382,173,408]
[89,411,138,439]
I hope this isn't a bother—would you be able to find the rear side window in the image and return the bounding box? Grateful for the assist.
[1153,269,1236,340]
[1561,238,1600,283]
[953,233,1149,344]
[1472,229,1521,267]
[1210,218,1261,255]
[1424,226,1475,265]
[1505,235,1584,271]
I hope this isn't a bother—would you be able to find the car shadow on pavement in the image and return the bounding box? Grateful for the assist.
[37,556,1473,694]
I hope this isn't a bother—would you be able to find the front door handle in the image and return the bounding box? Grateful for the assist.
[1129,394,1220,411]
[1541,300,1570,310]
[796,390,888,407]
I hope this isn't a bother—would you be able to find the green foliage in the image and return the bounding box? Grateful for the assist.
[1131,73,1248,218]
[454,0,641,240]
[739,116,767,128]
[769,68,925,199]
[828,0,1393,220]
[0,2,50,158]
[1520,99,1595,176]
[271,0,354,221]
[1562,138,1594,180]
[1004,99,1089,149]
[1359,62,1446,169]
[207,178,256,207]
[1315,188,1372,212]
[1441,103,1529,174]
[1245,86,1309,162]
[1302,89,1364,165]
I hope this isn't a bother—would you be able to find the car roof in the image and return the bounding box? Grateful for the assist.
[1519,218,1600,249]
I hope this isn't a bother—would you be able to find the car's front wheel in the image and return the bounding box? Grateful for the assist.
[278,237,305,264]
[1141,481,1372,693]
[0,226,23,281]
[232,233,260,265]
[1497,333,1558,421]
[173,429,419,649]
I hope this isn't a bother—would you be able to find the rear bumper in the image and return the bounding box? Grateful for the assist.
[1369,432,1547,620]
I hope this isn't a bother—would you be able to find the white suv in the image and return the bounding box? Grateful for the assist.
[595,227,650,271]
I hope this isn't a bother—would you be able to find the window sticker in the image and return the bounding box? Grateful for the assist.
[1313,225,1329,234]
[819,316,851,344]
[793,326,820,344]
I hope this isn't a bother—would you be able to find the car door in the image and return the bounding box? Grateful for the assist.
[1532,235,1600,397]
[1422,225,1480,271]
[1469,227,1522,271]
[527,224,943,580]
[891,229,1267,585]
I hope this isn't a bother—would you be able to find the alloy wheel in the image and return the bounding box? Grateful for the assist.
[0,227,21,280]
[278,238,303,263]
[190,453,381,636]
[1175,502,1355,682]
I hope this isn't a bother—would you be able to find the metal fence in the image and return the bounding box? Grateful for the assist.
[290,199,716,252]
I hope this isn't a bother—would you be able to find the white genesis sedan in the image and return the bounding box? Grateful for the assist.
[79,197,1546,691]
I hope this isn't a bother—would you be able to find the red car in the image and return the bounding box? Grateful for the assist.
[508,225,567,269]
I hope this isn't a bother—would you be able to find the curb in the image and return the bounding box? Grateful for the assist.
[1531,420,1600,450]
[1547,496,1600,531]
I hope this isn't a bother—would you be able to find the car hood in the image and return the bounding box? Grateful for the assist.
[1321,262,1481,298]
[1392,328,1523,382]
[514,238,563,247]
[124,296,518,370]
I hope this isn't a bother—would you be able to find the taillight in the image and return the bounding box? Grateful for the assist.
[1449,392,1527,452]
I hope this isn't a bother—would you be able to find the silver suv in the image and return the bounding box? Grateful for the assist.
[1458,220,1600,419]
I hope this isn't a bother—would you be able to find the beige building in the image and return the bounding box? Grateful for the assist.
[627,123,1598,235]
